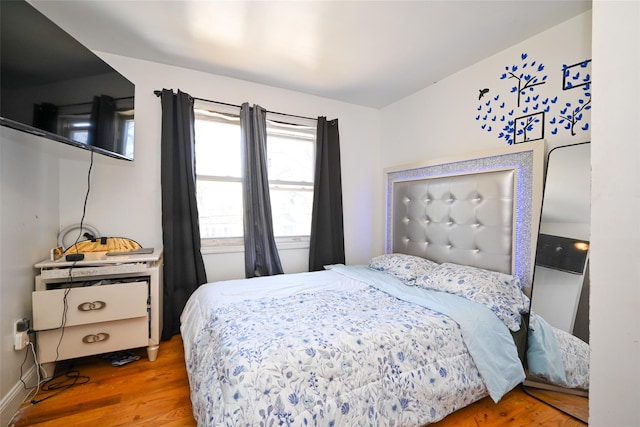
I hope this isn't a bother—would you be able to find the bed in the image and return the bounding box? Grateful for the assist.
[181,143,547,426]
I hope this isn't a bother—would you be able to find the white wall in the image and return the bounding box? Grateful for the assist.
[0,127,60,425]
[590,1,640,425]
[57,54,381,282]
[381,12,592,165]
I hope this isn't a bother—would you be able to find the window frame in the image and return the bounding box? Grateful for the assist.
[193,101,317,253]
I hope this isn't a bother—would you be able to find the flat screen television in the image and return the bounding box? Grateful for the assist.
[535,233,589,274]
[1,0,135,161]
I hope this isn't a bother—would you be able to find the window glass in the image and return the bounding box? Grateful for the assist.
[195,114,241,178]
[196,180,244,239]
[269,184,313,237]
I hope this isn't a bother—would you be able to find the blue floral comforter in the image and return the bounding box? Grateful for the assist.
[180,266,524,426]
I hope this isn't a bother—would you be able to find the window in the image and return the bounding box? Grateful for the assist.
[194,101,316,250]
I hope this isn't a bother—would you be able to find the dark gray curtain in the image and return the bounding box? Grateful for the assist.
[160,89,207,339]
[89,95,116,151]
[309,117,345,271]
[240,103,283,278]
[32,102,58,133]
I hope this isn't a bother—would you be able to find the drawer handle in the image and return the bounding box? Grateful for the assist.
[82,333,110,344]
[77,301,107,311]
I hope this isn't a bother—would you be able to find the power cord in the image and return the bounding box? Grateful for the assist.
[30,369,90,405]
[20,340,91,405]
[58,149,94,348]
[18,342,40,395]
[68,148,95,264]
[65,149,94,267]
[28,150,96,405]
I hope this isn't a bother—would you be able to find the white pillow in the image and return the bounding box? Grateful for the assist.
[368,253,438,285]
[416,262,529,331]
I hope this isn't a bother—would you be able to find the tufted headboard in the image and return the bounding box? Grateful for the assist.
[385,142,544,295]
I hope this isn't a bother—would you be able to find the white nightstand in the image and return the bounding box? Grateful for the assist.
[32,249,163,378]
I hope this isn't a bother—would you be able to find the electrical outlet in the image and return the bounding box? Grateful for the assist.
[14,319,30,351]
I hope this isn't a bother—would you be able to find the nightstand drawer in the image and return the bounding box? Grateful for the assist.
[33,281,148,330]
[37,317,148,363]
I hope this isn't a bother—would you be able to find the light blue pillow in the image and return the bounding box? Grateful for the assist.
[416,262,529,331]
[368,253,438,286]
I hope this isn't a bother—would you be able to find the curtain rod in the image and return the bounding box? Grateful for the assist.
[57,95,134,109]
[153,90,317,122]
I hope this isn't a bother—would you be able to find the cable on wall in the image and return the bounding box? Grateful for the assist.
[29,149,96,405]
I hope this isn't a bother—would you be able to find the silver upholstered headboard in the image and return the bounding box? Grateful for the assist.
[385,142,544,294]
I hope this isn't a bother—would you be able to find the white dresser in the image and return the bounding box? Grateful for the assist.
[32,250,163,378]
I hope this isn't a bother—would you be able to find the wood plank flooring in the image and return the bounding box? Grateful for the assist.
[10,335,587,426]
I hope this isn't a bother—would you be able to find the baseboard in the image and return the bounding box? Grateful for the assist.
[0,365,36,427]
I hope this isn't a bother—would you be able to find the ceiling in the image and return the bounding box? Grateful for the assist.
[28,0,591,109]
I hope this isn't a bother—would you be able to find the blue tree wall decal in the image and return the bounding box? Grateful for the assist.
[516,112,544,142]
[552,60,592,136]
[555,86,591,136]
[562,59,591,90]
[476,53,591,145]
[501,53,548,107]
[477,53,551,145]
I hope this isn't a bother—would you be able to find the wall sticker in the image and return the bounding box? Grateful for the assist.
[556,60,592,136]
[563,59,591,90]
[476,53,592,145]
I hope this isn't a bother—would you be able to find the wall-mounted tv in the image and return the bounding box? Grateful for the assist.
[535,233,589,275]
[0,0,135,161]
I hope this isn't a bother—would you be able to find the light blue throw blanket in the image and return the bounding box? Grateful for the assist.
[527,313,569,384]
[327,264,525,402]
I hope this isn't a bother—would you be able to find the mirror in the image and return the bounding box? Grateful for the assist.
[524,142,590,423]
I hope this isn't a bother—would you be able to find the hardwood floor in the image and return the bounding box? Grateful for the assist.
[10,335,586,426]
[10,336,194,427]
